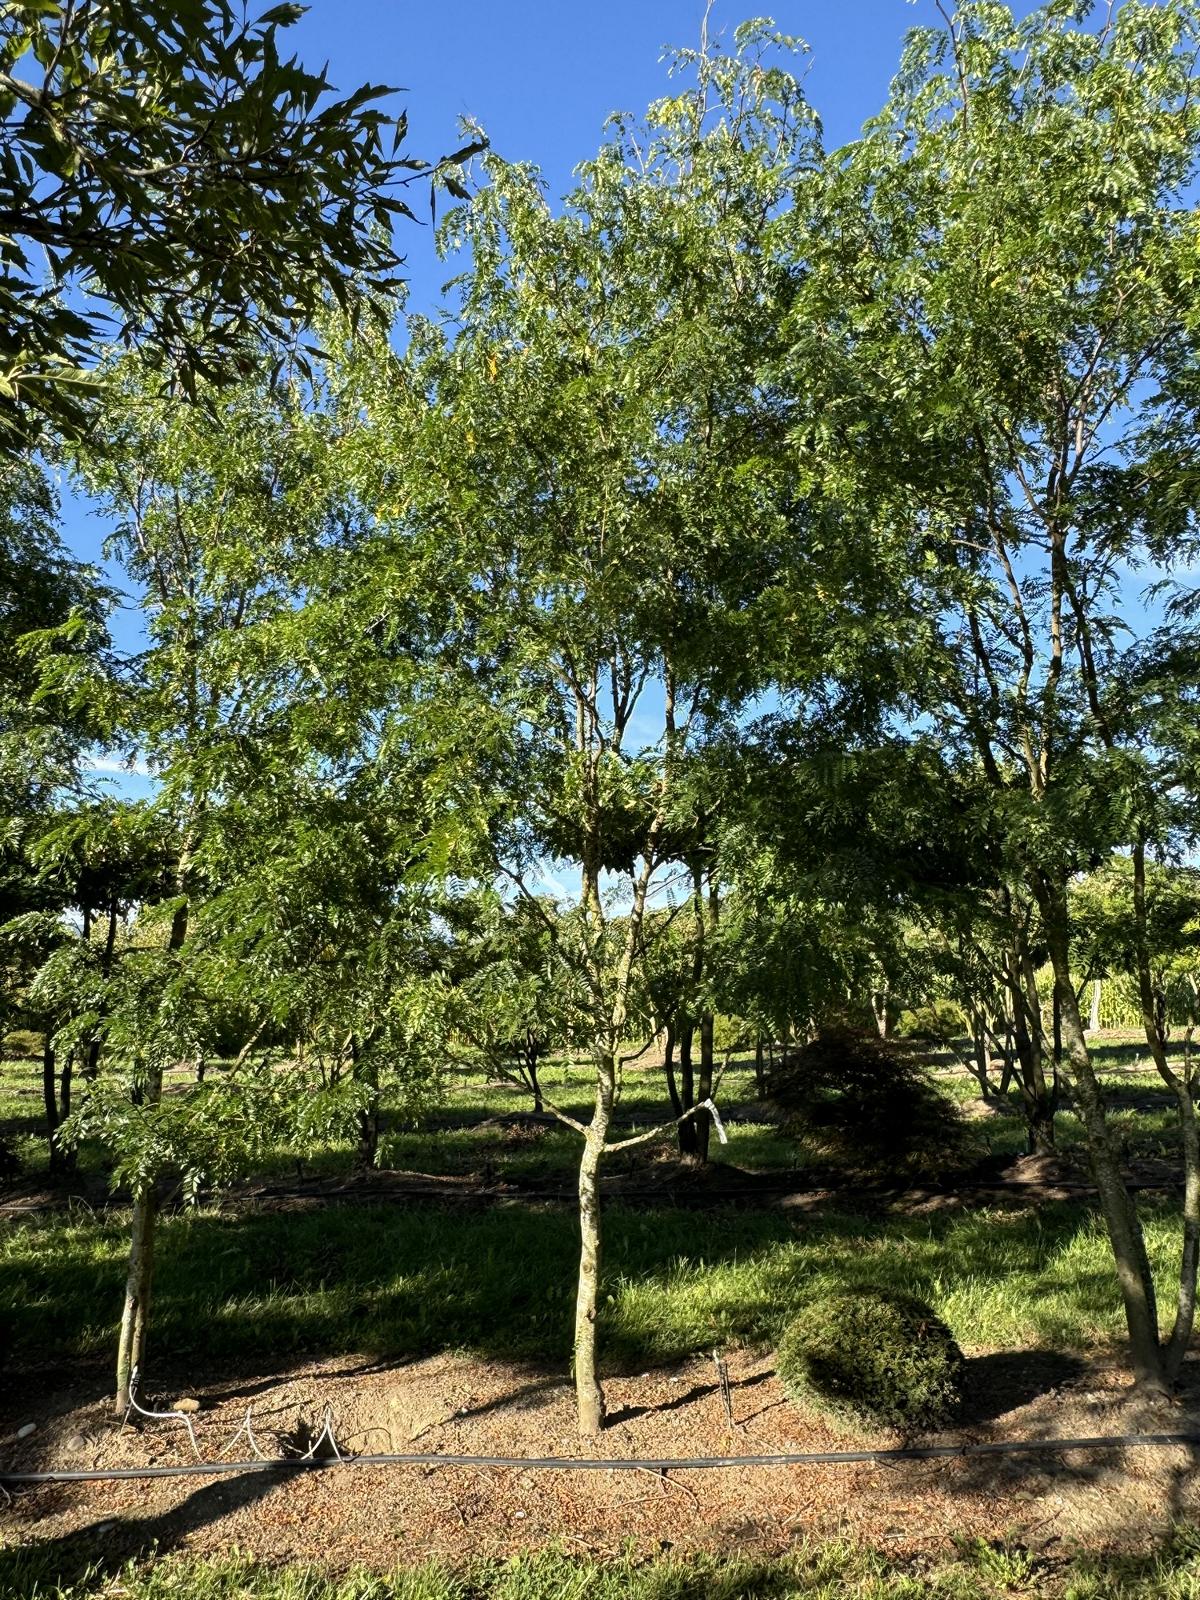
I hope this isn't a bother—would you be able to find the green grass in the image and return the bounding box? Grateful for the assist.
[7,1536,1200,1600]
[7,1036,1196,1190]
[2,1191,1189,1370]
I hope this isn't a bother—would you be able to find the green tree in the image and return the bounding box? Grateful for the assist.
[66,350,451,1409]
[348,23,825,1433]
[789,0,1200,1386]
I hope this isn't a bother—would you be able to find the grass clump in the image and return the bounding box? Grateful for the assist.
[6,1539,1200,1600]
[776,1288,965,1433]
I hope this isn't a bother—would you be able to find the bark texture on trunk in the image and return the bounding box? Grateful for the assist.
[574,1056,615,1436]
[1038,876,1166,1389]
[115,1187,158,1414]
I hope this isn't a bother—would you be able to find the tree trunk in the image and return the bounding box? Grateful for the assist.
[1132,839,1199,1382]
[56,1048,77,1174]
[525,1031,543,1114]
[574,1053,615,1435]
[754,1036,765,1097]
[1038,874,1166,1390]
[969,1012,992,1100]
[1006,941,1057,1153]
[871,990,894,1039]
[676,1018,699,1158]
[1089,979,1103,1034]
[664,1018,682,1118]
[353,1038,379,1169]
[42,1035,60,1174]
[694,1011,714,1164]
[115,1186,158,1414]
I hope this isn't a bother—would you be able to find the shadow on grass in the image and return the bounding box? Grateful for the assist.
[0,1471,284,1600]
[0,1196,1178,1406]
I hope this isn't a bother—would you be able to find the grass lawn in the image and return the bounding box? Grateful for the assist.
[6,1538,1200,1600]
[2,1190,1189,1369]
[5,1039,1195,1193]
[4,1031,1197,1375]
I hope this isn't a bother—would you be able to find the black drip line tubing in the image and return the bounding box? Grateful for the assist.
[6,1431,1200,1485]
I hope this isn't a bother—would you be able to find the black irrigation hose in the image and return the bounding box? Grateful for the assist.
[7,1432,1200,1485]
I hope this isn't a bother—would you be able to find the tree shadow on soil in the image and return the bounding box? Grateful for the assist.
[883,1356,1200,1552]
[0,1469,284,1600]
[606,1369,772,1427]
[960,1350,1088,1424]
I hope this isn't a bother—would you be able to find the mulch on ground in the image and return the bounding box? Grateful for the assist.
[3,1348,1199,1572]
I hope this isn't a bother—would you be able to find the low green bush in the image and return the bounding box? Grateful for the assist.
[776,1287,965,1432]
[1,1029,43,1059]
[897,999,965,1041]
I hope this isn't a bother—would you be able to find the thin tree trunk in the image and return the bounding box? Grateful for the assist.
[998,1009,1016,1095]
[695,1011,714,1164]
[1132,838,1199,1382]
[677,1018,698,1158]
[114,853,189,1410]
[1038,874,1165,1390]
[969,1012,991,1100]
[693,876,719,1163]
[754,1035,765,1097]
[1089,979,1103,1034]
[574,1053,615,1436]
[527,1036,543,1115]
[42,1035,60,1174]
[353,1037,379,1169]
[871,991,888,1039]
[115,1186,158,1414]
[664,1018,681,1119]
[1005,939,1057,1153]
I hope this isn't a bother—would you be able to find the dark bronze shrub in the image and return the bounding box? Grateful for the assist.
[769,1026,969,1179]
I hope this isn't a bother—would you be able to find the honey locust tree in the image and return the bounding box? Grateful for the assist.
[0,454,111,1028]
[344,23,839,1433]
[67,350,452,1409]
[788,0,1200,1388]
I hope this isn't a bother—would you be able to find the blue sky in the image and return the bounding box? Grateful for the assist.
[282,0,958,320]
[65,1,1037,801]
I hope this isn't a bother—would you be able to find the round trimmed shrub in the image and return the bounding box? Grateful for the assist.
[776,1289,965,1432]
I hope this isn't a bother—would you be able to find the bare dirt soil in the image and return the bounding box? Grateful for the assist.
[6,1147,1187,1226]
[3,1349,1199,1573]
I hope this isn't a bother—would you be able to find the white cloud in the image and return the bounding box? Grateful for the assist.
[85,755,152,777]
